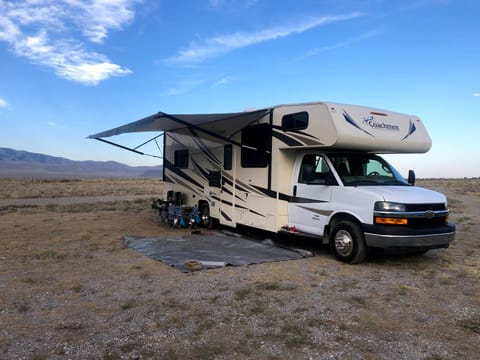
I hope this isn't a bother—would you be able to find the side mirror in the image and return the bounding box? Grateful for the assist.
[408,170,416,186]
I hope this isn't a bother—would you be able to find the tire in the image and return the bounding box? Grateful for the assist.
[330,220,367,264]
[200,203,217,229]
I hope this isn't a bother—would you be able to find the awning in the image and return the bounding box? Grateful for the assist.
[88,109,270,139]
[87,108,271,157]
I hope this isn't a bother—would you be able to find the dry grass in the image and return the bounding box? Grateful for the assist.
[0,178,479,359]
[0,178,164,199]
[417,178,480,197]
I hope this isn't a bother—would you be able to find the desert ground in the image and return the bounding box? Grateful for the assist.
[0,178,478,359]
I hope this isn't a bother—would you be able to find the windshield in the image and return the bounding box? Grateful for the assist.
[328,153,408,186]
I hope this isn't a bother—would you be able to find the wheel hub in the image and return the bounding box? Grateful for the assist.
[334,230,353,256]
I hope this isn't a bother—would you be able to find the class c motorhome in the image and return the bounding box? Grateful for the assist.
[89,101,456,263]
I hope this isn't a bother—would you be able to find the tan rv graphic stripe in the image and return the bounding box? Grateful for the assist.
[271,125,320,140]
[248,208,266,218]
[168,172,205,199]
[290,196,328,204]
[272,130,304,146]
[287,133,324,146]
[188,128,222,165]
[234,180,265,196]
[191,159,208,179]
[211,196,265,218]
[220,210,232,222]
[251,185,290,202]
[272,129,324,147]
[165,160,204,189]
[296,206,333,217]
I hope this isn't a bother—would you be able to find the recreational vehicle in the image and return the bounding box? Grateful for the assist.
[89,101,455,263]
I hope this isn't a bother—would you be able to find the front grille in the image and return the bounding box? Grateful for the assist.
[405,203,446,212]
[408,217,448,228]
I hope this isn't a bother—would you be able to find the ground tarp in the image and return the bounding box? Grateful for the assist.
[124,231,312,272]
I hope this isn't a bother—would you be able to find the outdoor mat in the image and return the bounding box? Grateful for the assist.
[123,231,313,272]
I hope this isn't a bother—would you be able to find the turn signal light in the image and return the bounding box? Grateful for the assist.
[375,217,408,225]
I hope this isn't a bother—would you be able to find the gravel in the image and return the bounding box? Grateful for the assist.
[0,181,479,359]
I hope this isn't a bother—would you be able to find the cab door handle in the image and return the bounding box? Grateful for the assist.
[293,185,297,197]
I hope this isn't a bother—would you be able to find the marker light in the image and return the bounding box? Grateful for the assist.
[375,217,408,225]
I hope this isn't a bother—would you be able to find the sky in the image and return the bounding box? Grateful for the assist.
[0,0,479,178]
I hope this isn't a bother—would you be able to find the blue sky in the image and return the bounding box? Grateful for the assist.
[0,0,478,178]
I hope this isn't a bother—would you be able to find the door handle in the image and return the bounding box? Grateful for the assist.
[293,185,297,197]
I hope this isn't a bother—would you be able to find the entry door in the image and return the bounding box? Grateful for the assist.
[218,144,236,227]
[288,154,333,236]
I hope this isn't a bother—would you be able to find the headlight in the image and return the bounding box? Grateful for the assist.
[374,201,407,212]
[374,201,408,225]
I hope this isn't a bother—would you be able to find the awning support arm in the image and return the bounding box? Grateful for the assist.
[134,132,164,151]
[94,138,163,159]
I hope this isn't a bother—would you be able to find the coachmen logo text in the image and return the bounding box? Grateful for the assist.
[362,116,400,131]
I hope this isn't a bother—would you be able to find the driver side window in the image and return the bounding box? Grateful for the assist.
[365,159,391,176]
[299,154,333,185]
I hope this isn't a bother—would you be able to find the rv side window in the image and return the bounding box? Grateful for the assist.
[224,144,233,171]
[174,149,189,169]
[282,112,308,131]
[241,124,270,168]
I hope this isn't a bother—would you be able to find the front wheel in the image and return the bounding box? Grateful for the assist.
[330,220,367,264]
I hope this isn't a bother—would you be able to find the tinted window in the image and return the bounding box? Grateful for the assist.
[224,144,233,170]
[241,123,270,168]
[282,112,308,131]
[207,171,221,188]
[174,149,189,169]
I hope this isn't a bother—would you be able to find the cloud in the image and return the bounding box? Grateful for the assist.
[160,78,206,96]
[0,0,138,85]
[167,12,363,64]
[473,93,480,97]
[0,97,9,108]
[209,0,259,10]
[213,76,236,87]
[296,29,381,61]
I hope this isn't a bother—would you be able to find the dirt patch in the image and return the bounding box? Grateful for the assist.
[0,179,479,359]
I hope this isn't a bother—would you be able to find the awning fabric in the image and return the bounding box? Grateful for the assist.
[88,109,270,139]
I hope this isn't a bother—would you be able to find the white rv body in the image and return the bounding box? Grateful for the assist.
[89,101,455,263]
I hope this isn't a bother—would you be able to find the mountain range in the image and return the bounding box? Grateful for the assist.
[0,148,162,178]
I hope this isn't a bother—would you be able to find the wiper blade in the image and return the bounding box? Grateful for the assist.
[384,180,408,185]
[344,180,379,186]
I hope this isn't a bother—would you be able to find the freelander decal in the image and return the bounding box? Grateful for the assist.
[343,110,401,137]
[343,111,374,137]
[401,120,417,141]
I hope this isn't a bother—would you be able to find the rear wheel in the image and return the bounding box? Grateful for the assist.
[200,203,217,229]
[330,220,367,264]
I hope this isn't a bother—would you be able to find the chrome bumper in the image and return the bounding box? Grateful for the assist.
[364,231,455,249]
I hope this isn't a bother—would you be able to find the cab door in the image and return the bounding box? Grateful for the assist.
[288,154,334,236]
